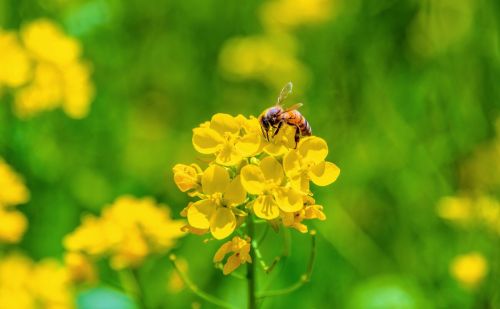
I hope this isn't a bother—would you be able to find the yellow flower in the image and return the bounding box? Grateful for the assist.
[0,254,75,309]
[218,35,309,89]
[0,158,30,207]
[260,0,334,31]
[283,136,340,192]
[173,163,203,193]
[64,252,97,284]
[437,196,472,223]
[64,196,185,270]
[262,125,297,156]
[0,208,27,243]
[282,204,326,233]
[0,31,31,88]
[213,236,252,275]
[186,165,246,239]
[241,156,303,220]
[450,252,488,289]
[21,19,81,66]
[192,113,262,166]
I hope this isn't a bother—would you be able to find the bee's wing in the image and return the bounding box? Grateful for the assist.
[284,103,303,112]
[276,82,293,106]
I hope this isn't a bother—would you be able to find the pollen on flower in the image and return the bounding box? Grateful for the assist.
[64,195,185,270]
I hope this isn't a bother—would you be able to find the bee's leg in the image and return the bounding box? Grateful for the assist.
[294,126,300,148]
[260,118,270,141]
[272,121,283,138]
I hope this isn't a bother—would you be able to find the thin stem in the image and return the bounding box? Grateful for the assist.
[247,217,257,309]
[169,255,237,309]
[257,230,317,299]
[118,268,146,309]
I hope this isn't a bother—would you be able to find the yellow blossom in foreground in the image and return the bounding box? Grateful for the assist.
[192,113,262,166]
[0,158,30,207]
[0,254,74,309]
[241,156,303,220]
[0,31,31,88]
[64,196,185,270]
[282,204,326,233]
[185,165,246,239]
[450,252,488,289]
[213,236,252,275]
[284,136,340,193]
[173,163,203,193]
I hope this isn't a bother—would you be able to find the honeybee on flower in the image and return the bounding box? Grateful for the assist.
[172,84,340,280]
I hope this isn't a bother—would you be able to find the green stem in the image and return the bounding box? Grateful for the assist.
[247,217,257,309]
[118,268,146,309]
[257,231,317,299]
[169,255,237,309]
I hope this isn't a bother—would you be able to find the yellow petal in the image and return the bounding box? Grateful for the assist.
[202,165,230,195]
[210,113,240,135]
[224,175,246,206]
[259,156,284,185]
[210,208,236,240]
[240,165,265,195]
[309,161,340,186]
[213,241,233,263]
[216,143,243,166]
[223,254,242,275]
[235,132,261,157]
[263,142,288,156]
[274,188,303,212]
[187,200,216,229]
[172,164,199,192]
[298,136,328,165]
[252,195,280,220]
[283,149,302,177]
[304,205,326,220]
[192,127,224,154]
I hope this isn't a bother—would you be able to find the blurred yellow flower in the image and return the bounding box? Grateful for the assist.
[213,236,252,275]
[0,19,94,119]
[167,257,188,293]
[64,252,97,285]
[218,35,308,89]
[185,165,246,239]
[0,208,27,243]
[64,196,185,270]
[283,136,340,193]
[0,254,74,309]
[450,252,488,289]
[241,156,303,220]
[260,0,334,31]
[0,158,30,207]
[0,31,31,88]
[192,113,262,166]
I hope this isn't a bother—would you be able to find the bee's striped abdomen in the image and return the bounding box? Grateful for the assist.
[281,110,312,137]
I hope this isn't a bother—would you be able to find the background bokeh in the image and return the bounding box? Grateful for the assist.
[1,0,499,308]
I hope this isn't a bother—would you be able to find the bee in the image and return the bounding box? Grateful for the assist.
[258,82,312,146]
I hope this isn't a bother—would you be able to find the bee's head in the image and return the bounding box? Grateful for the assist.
[265,106,282,124]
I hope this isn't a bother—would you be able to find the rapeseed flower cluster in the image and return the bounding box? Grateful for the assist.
[450,252,489,289]
[64,196,185,271]
[174,113,339,274]
[0,254,74,309]
[218,0,336,89]
[0,19,94,119]
[0,158,29,244]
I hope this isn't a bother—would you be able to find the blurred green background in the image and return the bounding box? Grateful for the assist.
[1,0,499,308]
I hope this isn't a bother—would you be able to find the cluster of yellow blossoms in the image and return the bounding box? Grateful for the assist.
[0,158,29,243]
[0,254,74,309]
[218,0,336,89]
[450,252,489,289]
[0,19,94,119]
[64,196,185,272]
[173,113,339,274]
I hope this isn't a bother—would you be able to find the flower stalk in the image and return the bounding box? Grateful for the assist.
[247,217,257,309]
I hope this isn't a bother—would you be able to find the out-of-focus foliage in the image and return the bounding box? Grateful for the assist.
[0,0,499,308]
